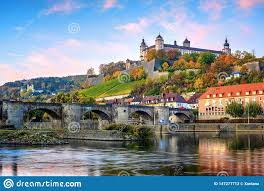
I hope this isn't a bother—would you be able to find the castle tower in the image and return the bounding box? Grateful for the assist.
[183,38,190,47]
[140,38,148,60]
[155,34,164,51]
[222,38,231,55]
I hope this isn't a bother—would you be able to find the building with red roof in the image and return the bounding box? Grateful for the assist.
[198,82,264,119]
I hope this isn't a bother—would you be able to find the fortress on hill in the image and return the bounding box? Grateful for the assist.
[139,34,231,61]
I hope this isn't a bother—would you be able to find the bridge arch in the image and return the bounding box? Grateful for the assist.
[24,107,61,122]
[82,109,111,121]
[128,110,153,124]
[169,112,191,123]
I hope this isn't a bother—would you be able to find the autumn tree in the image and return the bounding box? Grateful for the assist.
[145,49,156,61]
[162,62,169,71]
[166,49,181,60]
[87,67,95,76]
[156,50,166,60]
[129,66,146,81]
[113,70,121,79]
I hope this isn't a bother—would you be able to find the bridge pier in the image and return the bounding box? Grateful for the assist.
[154,107,170,125]
[62,104,82,129]
[114,106,129,123]
[3,102,25,128]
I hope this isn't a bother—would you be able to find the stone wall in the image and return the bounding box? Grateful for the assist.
[154,123,264,133]
[64,129,129,141]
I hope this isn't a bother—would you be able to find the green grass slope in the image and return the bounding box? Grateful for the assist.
[80,79,145,98]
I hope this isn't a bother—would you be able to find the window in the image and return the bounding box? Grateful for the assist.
[245,91,250,95]
[236,92,240,96]
[213,94,216,98]
[253,91,256,95]
[219,94,223,97]
[259,90,263,94]
[228,93,232,97]
[206,95,210,98]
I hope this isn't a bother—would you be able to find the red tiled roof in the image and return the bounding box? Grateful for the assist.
[200,82,264,99]
[187,93,202,104]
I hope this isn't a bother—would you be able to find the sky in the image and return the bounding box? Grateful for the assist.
[0,0,264,85]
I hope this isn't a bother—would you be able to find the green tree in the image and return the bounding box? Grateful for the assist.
[245,102,262,118]
[226,101,244,118]
[198,52,216,70]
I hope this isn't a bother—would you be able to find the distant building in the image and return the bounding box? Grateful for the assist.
[198,82,264,120]
[140,34,231,61]
[125,59,142,70]
[225,72,242,81]
[187,93,202,109]
[142,93,188,109]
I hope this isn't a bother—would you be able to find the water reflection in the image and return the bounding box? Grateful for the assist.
[1,132,264,176]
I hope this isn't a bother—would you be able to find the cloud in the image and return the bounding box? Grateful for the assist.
[0,64,27,86]
[0,38,132,85]
[42,0,84,15]
[7,51,24,57]
[199,0,226,20]
[103,0,118,10]
[237,0,264,9]
[115,18,152,34]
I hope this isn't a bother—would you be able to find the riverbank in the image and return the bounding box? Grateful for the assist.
[155,123,264,134]
[0,129,67,145]
[64,124,154,141]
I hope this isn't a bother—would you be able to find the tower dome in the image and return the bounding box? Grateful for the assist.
[183,37,190,47]
[140,38,148,60]
[155,33,164,50]
[222,38,231,55]
[224,38,229,47]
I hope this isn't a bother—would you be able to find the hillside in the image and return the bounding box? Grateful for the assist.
[80,79,145,98]
[0,75,87,100]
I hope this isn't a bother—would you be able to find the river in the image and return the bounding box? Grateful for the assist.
[1,132,264,176]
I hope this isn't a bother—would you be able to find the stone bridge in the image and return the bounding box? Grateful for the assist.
[0,100,194,128]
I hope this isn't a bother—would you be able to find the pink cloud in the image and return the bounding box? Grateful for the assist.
[0,64,27,85]
[115,18,152,34]
[237,0,264,9]
[199,0,225,20]
[103,0,118,10]
[43,0,84,15]
[0,39,133,85]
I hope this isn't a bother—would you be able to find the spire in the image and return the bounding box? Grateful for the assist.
[184,37,190,43]
[156,33,163,39]
[224,37,229,47]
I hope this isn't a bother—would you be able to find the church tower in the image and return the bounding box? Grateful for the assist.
[222,38,231,55]
[155,34,164,51]
[140,38,148,60]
